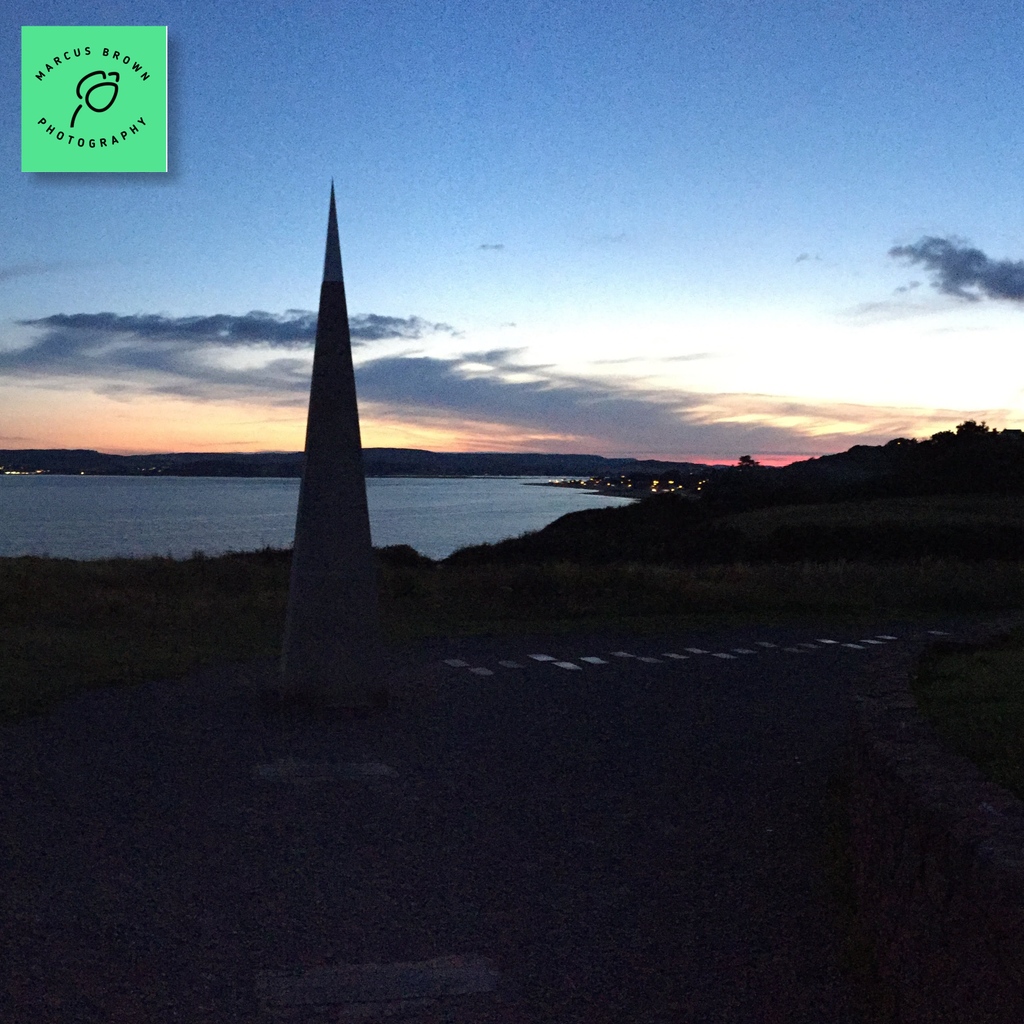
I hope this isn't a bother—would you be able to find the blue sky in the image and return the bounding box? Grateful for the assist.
[4,0,1024,461]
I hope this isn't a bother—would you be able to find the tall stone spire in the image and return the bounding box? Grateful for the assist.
[279,182,384,709]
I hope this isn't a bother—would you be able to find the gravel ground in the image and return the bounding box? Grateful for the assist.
[0,622,963,1022]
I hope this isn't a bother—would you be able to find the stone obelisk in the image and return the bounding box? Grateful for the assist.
[279,182,384,709]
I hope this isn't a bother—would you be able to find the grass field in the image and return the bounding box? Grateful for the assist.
[720,493,1024,536]
[3,545,1024,724]
[911,628,1024,804]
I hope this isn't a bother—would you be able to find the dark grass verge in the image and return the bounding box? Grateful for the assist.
[911,626,1024,805]
[820,754,901,1022]
[3,548,1024,723]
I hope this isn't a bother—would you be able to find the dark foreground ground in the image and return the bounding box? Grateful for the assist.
[0,621,968,1022]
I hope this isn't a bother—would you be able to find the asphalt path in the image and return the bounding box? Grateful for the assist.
[0,619,972,1022]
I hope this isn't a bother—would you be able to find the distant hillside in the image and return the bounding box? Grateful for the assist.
[0,447,711,478]
[445,421,1024,566]
[697,421,1024,506]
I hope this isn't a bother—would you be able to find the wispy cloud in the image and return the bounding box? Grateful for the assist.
[16,310,455,347]
[2,310,458,404]
[890,236,1024,302]
[0,307,975,457]
[0,261,83,284]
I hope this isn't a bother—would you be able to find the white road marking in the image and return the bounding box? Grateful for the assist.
[528,654,556,661]
[842,643,866,650]
[554,661,582,670]
[798,643,820,649]
[712,652,737,659]
[783,647,804,653]
[684,648,709,654]
[469,667,494,676]
[816,639,839,645]
[580,656,608,664]
[928,630,951,635]
[498,660,524,668]
[662,653,689,660]
[443,659,469,667]
[732,648,757,655]
[637,656,662,663]
[253,759,398,781]
[876,634,898,640]
[256,955,500,1010]
[860,640,885,645]
[755,642,777,648]
[611,651,635,658]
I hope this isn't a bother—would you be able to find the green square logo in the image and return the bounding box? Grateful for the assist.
[21,26,167,172]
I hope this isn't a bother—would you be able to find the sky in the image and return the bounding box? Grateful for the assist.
[4,0,1024,464]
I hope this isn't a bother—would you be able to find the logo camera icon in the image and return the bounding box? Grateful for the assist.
[70,69,119,128]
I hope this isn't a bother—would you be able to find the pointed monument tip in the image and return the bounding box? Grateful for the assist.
[323,182,343,283]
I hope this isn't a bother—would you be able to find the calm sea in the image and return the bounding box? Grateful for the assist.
[0,475,633,561]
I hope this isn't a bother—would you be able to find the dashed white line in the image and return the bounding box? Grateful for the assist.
[444,630,906,679]
[928,630,951,636]
[253,759,399,781]
[256,955,501,1012]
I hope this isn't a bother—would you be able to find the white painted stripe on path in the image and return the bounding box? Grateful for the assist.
[877,634,898,640]
[253,759,398,781]
[860,640,884,645]
[755,642,777,648]
[928,630,951,635]
[256,955,501,1010]
[816,640,839,645]
[685,648,708,654]
[469,667,494,676]
[783,647,804,653]
[580,656,608,664]
[842,643,866,650]
[444,659,469,667]
[554,661,582,670]
[732,648,757,655]
[611,651,635,658]
[529,654,556,662]
[662,653,689,660]
[712,653,737,659]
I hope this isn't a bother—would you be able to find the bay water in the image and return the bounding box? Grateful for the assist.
[0,475,633,561]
